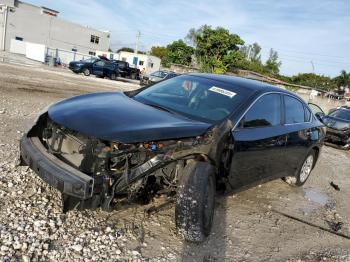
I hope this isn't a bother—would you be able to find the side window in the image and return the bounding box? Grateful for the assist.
[95,61,105,67]
[304,106,311,122]
[243,94,281,128]
[284,96,305,124]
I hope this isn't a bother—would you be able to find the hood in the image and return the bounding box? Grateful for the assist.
[48,92,211,143]
[323,116,350,131]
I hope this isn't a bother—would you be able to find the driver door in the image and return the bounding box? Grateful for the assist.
[92,60,105,77]
[229,93,287,188]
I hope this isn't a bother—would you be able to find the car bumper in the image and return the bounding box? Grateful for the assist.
[325,128,350,144]
[68,66,83,72]
[20,135,94,199]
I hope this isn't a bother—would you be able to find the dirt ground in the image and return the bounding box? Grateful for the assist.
[0,62,349,261]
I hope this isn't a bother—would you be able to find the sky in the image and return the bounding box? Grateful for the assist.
[27,0,350,77]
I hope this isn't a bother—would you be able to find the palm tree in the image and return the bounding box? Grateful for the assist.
[336,70,350,88]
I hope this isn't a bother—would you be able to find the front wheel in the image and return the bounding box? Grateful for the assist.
[175,161,216,242]
[110,72,116,80]
[284,150,315,186]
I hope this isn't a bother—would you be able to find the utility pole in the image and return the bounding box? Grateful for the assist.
[135,30,141,54]
[311,60,317,89]
[247,45,252,61]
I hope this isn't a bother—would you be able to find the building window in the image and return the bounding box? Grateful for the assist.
[150,63,154,68]
[89,51,96,56]
[72,48,78,52]
[15,37,23,41]
[139,60,144,66]
[122,57,127,62]
[90,35,100,44]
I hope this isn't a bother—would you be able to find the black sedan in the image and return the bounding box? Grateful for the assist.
[310,104,350,149]
[20,74,325,242]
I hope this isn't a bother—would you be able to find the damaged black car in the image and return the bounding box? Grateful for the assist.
[20,74,325,242]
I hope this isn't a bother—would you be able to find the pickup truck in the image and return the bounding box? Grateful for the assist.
[111,60,140,80]
[69,57,118,80]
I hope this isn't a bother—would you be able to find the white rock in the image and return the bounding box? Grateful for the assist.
[72,244,83,252]
[22,255,30,262]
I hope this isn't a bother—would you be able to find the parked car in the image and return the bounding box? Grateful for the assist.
[20,74,325,242]
[68,56,118,80]
[111,60,140,79]
[140,70,178,85]
[68,57,98,76]
[309,104,350,149]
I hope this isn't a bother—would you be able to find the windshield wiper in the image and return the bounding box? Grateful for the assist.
[144,103,175,114]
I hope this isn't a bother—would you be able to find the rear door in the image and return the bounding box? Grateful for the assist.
[229,93,287,188]
[283,95,319,175]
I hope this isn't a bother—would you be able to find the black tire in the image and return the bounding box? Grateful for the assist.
[110,72,116,80]
[175,161,216,242]
[284,149,316,187]
[83,68,90,76]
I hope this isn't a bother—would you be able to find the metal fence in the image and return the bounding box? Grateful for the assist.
[46,47,94,66]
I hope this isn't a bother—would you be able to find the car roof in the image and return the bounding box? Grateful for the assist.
[188,73,292,95]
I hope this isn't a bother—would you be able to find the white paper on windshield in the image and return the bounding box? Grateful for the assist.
[209,86,236,98]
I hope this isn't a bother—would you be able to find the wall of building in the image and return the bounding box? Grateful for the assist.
[0,0,110,54]
[118,51,161,74]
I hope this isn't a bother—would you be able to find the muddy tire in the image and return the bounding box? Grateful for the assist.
[175,161,216,242]
[284,149,316,187]
[110,72,116,80]
[83,68,90,76]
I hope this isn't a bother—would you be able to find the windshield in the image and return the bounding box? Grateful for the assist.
[81,58,97,63]
[329,109,350,121]
[150,71,168,78]
[134,75,253,123]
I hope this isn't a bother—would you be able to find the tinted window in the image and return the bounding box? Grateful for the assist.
[134,75,253,123]
[285,96,305,124]
[243,94,281,128]
[304,106,311,122]
[329,109,350,121]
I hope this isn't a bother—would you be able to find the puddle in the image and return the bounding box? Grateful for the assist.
[304,189,329,206]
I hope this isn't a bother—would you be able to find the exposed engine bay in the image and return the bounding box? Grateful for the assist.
[27,114,221,212]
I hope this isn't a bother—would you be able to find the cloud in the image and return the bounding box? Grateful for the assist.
[27,0,350,76]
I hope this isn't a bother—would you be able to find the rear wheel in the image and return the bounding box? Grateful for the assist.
[83,68,90,76]
[284,150,315,186]
[175,161,216,242]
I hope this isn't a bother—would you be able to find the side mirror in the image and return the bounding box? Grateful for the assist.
[315,112,325,122]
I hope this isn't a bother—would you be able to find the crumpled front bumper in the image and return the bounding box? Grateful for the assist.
[20,134,94,199]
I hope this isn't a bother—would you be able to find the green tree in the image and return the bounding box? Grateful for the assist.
[116,47,134,53]
[162,39,194,67]
[265,48,282,75]
[334,70,350,87]
[188,25,244,73]
[150,46,167,61]
[287,73,337,91]
[240,42,262,62]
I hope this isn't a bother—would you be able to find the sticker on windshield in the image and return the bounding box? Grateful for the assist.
[208,86,236,98]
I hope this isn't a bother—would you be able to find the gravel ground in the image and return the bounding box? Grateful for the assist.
[0,62,350,261]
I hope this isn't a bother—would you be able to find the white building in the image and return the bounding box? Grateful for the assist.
[96,50,161,74]
[0,0,110,54]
